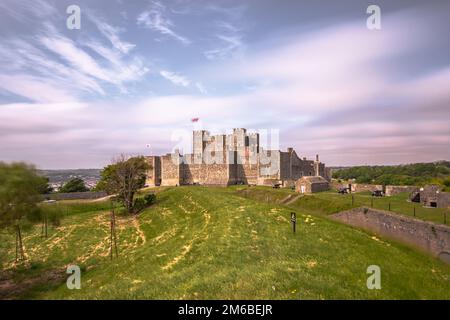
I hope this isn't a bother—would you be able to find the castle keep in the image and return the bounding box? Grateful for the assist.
[146,128,330,187]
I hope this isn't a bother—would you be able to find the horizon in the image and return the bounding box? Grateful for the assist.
[1,0,450,168]
[35,159,450,171]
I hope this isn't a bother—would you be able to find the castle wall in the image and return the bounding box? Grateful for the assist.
[145,156,161,186]
[161,153,181,186]
[331,207,450,264]
[180,153,231,185]
[385,185,418,197]
[153,128,329,187]
[257,150,280,185]
[237,153,258,185]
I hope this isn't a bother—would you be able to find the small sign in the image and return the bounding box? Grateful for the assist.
[291,212,296,233]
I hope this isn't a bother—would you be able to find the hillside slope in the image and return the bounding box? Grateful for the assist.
[1,187,449,299]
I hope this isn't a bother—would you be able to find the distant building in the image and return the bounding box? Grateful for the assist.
[146,128,330,187]
[295,176,330,194]
[410,185,450,208]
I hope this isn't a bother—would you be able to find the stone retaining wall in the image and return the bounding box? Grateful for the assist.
[385,185,418,197]
[41,191,107,201]
[331,207,450,264]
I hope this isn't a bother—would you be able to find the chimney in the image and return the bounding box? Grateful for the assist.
[316,154,319,162]
[287,147,293,154]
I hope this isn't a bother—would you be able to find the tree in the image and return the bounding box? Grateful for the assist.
[0,162,48,261]
[59,178,89,193]
[38,177,54,194]
[97,155,149,214]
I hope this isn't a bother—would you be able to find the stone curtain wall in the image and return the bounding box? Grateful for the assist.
[161,154,180,186]
[145,156,161,186]
[181,163,230,185]
[331,207,450,264]
[41,191,107,201]
[385,185,419,197]
[351,183,383,193]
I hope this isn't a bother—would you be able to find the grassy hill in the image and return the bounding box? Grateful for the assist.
[0,186,449,299]
[236,186,450,226]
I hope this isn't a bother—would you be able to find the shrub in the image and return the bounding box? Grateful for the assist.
[144,193,156,206]
[132,193,156,214]
[133,197,146,214]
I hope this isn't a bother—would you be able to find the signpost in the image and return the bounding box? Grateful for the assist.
[291,212,296,234]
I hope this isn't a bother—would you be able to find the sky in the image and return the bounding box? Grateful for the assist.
[0,0,449,169]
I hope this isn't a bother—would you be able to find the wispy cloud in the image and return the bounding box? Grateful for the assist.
[89,15,136,54]
[0,74,76,103]
[195,82,207,95]
[137,1,190,45]
[204,34,243,60]
[0,0,56,21]
[160,70,190,87]
[0,13,149,102]
[203,8,246,60]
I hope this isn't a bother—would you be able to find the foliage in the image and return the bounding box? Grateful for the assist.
[133,193,157,214]
[0,162,47,228]
[332,161,450,186]
[38,177,53,194]
[59,178,89,193]
[96,156,149,213]
[143,193,156,206]
[0,162,49,261]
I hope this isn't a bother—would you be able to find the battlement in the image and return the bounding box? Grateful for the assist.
[146,128,329,187]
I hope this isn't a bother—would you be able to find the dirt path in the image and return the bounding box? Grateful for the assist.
[0,267,66,299]
[283,194,302,205]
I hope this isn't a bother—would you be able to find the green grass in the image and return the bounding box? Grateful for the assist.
[236,186,450,226]
[0,186,449,299]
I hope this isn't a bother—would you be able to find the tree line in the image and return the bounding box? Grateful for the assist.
[332,161,450,189]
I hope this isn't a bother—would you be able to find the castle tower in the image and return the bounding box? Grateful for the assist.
[193,130,209,164]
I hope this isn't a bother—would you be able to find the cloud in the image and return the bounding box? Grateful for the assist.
[137,1,190,45]
[1,1,450,168]
[0,16,149,102]
[159,70,190,87]
[203,5,246,60]
[89,15,136,54]
[40,35,112,83]
[0,74,76,103]
[195,82,207,94]
[204,34,243,60]
[0,0,57,21]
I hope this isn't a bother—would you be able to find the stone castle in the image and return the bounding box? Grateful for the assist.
[145,128,330,187]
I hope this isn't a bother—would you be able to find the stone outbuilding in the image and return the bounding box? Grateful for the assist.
[410,185,450,208]
[295,176,330,194]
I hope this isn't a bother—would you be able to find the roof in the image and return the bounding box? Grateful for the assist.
[296,176,329,184]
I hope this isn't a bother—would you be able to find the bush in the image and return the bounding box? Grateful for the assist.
[132,194,156,214]
[59,178,89,193]
[144,193,156,206]
[133,198,146,214]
